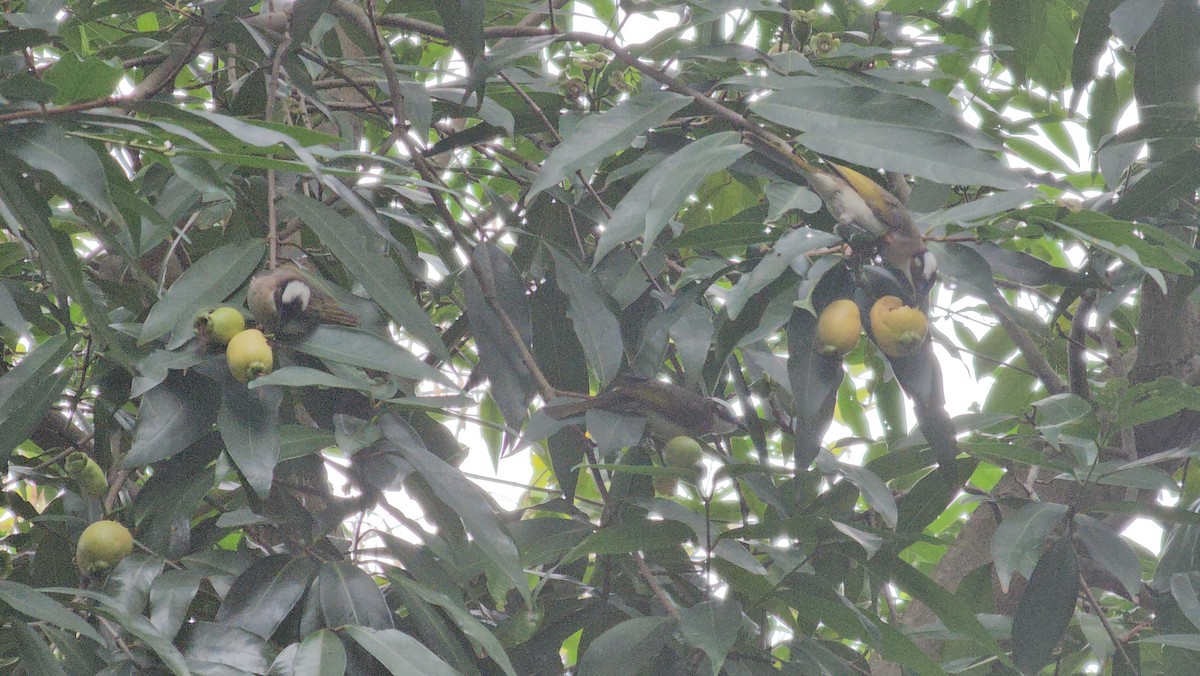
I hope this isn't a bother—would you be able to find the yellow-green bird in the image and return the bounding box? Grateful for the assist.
[792,155,937,299]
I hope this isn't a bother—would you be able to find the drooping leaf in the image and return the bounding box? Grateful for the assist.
[1012,535,1080,675]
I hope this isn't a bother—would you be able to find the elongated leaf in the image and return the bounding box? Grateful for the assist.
[216,555,319,639]
[1075,514,1142,599]
[788,308,843,470]
[2,121,120,222]
[1012,535,1080,675]
[180,621,276,673]
[317,560,393,630]
[218,384,281,499]
[124,371,219,467]
[292,325,453,386]
[0,167,133,367]
[378,413,528,602]
[139,239,265,345]
[0,580,102,644]
[550,249,623,387]
[596,131,750,261]
[577,616,675,676]
[389,574,518,676]
[273,629,347,676]
[464,242,535,425]
[680,598,742,676]
[12,623,67,676]
[561,519,691,565]
[148,570,202,640]
[529,91,691,199]
[992,502,1068,592]
[0,333,74,468]
[343,626,458,676]
[728,228,839,320]
[874,555,1012,667]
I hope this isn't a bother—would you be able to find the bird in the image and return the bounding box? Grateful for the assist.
[543,375,741,441]
[791,155,937,302]
[247,263,358,336]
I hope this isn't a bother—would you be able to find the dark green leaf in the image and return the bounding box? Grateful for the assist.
[1012,535,1079,675]
[550,249,623,387]
[528,91,691,199]
[991,502,1068,592]
[679,598,742,675]
[577,616,675,676]
[216,555,319,639]
[292,325,454,386]
[0,333,73,468]
[342,626,459,676]
[218,384,281,498]
[318,560,393,630]
[0,580,102,644]
[139,239,265,346]
[124,372,219,467]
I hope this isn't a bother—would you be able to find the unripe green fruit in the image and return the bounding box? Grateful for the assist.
[195,306,246,345]
[663,436,703,468]
[65,451,107,499]
[226,329,273,382]
[76,520,132,575]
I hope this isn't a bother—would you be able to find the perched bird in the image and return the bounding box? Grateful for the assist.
[543,374,741,441]
[247,263,357,336]
[792,156,937,301]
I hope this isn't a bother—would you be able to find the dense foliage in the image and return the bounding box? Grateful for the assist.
[1,0,1199,673]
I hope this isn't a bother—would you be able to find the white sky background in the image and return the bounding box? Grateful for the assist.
[431,3,1166,555]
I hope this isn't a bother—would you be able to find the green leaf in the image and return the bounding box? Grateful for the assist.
[389,574,518,676]
[463,242,535,425]
[318,560,393,630]
[1170,572,1200,631]
[342,626,459,676]
[992,502,1068,592]
[749,79,1022,188]
[124,372,219,467]
[1074,514,1143,599]
[275,629,347,676]
[378,414,528,603]
[874,555,1012,667]
[1012,535,1080,675]
[279,194,448,361]
[0,580,102,644]
[679,598,742,675]
[139,239,265,346]
[180,621,276,673]
[561,519,692,565]
[1,122,120,222]
[549,249,623,387]
[576,616,675,676]
[41,55,121,103]
[292,325,454,387]
[0,167,134,367]
[216,555,319,639]
[596,131,751,261]
[728,228,839,320]
[0,333,74,469]
[12,623,67,676]
[218,384,281,499]
[528,91,691,199]
[148,569,203,640]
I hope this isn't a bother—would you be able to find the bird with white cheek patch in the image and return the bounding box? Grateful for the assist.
[247,263,358,336]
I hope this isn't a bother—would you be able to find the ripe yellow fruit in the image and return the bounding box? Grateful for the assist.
[815,299,862,357]
[226,329,273,382]
[869,295,928,357]
[195,306,246,345]
[663,436,703,467]
[76,520,133,574]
